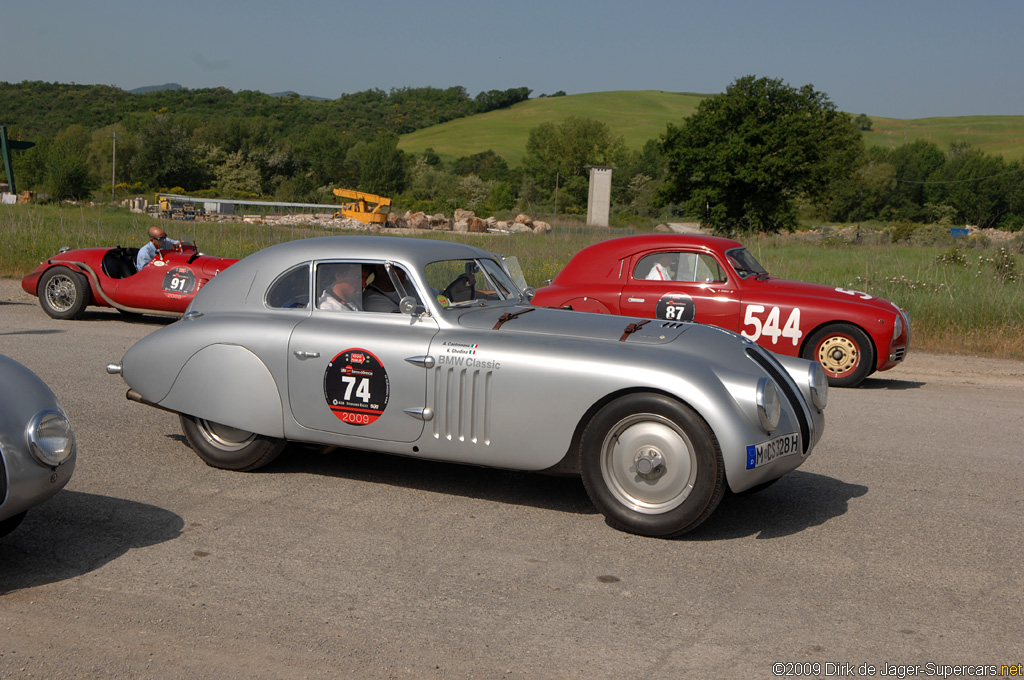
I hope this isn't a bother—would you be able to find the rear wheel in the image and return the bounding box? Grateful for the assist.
[179,414,285,471]
[803,323,874,387]
[38,267,90,319]
[579,393,725,537]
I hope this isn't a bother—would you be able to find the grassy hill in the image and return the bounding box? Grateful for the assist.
[398,90,1024,166]
[398,90,708,166]
[865,115,1024,160]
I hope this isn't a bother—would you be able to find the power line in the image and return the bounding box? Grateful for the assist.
[861,166,1024,185]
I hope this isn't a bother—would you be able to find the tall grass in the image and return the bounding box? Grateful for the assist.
[744,235,1024,359]
[3,204,1022,360]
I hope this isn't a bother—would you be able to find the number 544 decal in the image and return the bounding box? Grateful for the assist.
[742,305,802,346]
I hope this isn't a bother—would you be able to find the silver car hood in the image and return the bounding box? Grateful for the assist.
[455,305,692,345]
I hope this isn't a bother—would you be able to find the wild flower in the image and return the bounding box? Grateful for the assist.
[936,246,966,267]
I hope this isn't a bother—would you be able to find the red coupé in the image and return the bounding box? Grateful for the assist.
[532,234,910,387]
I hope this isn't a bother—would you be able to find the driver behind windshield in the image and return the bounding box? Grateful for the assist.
[136,225,180,270]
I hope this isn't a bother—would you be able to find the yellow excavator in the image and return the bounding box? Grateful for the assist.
[332,188,391,224]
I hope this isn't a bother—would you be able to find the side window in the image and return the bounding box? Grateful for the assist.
[635,253,676,281]
[694,254,727,283]
[363,263,419,313]
[634,252,727,283]
[266,264,311,309]
[315,262,364,311]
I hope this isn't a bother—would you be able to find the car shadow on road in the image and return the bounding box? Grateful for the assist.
[856,375,925,390]
[684,470,868,540]
[0,491,183,594]
[270,444,597,516]
[78,309,176,325]
[0,328,64,337]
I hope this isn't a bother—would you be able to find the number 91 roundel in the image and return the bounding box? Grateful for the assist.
[162,266,197,296]
[324,349,390,425]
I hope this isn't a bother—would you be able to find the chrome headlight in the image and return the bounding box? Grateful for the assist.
[893,314,903,342]
[27,409,75,467]
[809,362,829,410]
[756,378,781,433]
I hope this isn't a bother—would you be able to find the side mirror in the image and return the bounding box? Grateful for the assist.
[399,296,419,316]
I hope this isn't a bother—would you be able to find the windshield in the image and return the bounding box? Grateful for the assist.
[725,247,768,279]
[425,257,524,308]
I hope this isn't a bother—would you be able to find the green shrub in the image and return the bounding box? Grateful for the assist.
[1010,233,1024,254]
[910,225,955,247]
[965,233,991,249]
[889,220,918,243]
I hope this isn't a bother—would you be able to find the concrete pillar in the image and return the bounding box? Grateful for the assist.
[586,166,614,227]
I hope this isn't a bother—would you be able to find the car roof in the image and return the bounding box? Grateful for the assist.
[555,233,744,282]
[191,235,499,312]
[581,233,743,259]
[239,235,493,270]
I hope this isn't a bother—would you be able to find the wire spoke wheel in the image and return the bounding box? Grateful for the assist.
[38,267,89,319]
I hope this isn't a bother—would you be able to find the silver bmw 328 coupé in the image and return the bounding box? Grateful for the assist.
[108,236,827,537]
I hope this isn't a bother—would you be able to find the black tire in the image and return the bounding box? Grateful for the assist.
[0,511,28,538]
[579,393,725,537]
[179,414,285,471]
[38,267,90,320]
[802,323,874,388]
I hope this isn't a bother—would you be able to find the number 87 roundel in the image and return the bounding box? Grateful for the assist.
[324,349,390,425]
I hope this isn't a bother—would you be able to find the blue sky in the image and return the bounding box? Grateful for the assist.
[3,0,1022,119]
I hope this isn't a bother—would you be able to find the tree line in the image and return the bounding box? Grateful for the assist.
[3,78,1023,233]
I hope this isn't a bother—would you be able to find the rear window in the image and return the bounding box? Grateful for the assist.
[266,264,311,309]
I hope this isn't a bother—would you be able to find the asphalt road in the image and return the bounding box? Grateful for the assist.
[1,278,1022,679]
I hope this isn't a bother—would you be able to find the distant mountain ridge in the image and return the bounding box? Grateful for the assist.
[129,83,327,100]
[128,83,184,94]
[4,81,1023,163]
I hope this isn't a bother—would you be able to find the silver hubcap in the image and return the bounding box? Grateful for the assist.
[600,413,697,514]
[196,418,257,451]
[44,274,78,312]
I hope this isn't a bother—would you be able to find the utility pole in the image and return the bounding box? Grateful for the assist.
[110,131,117,203]
[553,172,559,218]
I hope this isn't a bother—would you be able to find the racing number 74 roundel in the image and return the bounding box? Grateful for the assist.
[324,349,390,425]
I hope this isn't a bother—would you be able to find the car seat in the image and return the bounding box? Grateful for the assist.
[101,247,141,279]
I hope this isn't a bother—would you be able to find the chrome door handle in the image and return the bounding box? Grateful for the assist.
[293,350,320,359]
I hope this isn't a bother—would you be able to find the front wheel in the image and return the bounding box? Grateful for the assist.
[179,414,285,471]
[803,323,874,388]
[38,267,90,319]
[579,393,725,537]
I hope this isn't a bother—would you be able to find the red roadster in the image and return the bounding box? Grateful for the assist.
[532,234,910,387]
[21,242,237,320]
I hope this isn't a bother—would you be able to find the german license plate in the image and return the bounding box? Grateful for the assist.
[746,432,800,469]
